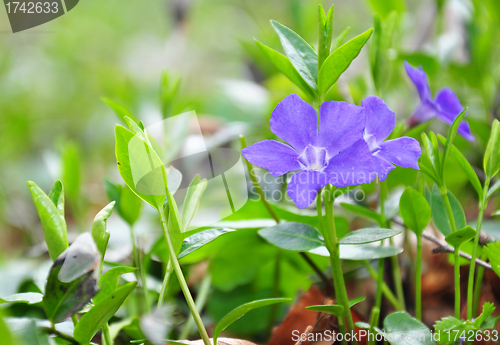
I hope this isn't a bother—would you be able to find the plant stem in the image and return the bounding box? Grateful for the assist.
[130,225,148,314]
[41,327,79,345]
[102,322,113,345]
[367,307,380,345]
[324,186,357,345]
[158,259,174,307]
[362,261,402,311]
[415,236,423,320]
[71,314,78,327]
[472,253,487,316]
[158,206,211,345]
[441,190,460,319]
[467,177,489,319]
[179,274,212,340]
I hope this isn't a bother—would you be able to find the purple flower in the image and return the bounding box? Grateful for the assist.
[362,96,422,181]
[405,61,474,141]
[242,94,378,209]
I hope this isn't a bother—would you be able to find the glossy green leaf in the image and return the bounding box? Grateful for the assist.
[115,125,165,209]
[178,228,233,259]
[120,184,143,225]
[44,234,99,323]
[258,222,324,252]
[430,185,466,237]
[437,135,482,198]
[102,97,138,124]
[311,244,403,260]
[484,241,500,278]
[340,202,384,226]
[255,40,317,101]
[339,228,401,245]
[212,298,291,345]
[318,28,373,95]
[74,282,137,344]
[94,266,137,304]
[384,312,435,344]
[271,20,318,89]
[421,133,440,182]
[399,187,431,236]
[48,180,64,217]
[181,175,207,231]
[441,108,467,175]
[27,180,68,261]
[445,226,476,249]
[0,293,43,305]
[92,201,115,257]
[484,119,500,179]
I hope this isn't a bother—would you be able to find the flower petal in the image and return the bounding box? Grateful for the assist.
[376,137,421,170]
[362,96,395,143]
[373,156,396,182]
[409,100,439,123]
[317,101,365,156]
[325,139,378,187]
[270,94,318,152]
[242,140,301,176]
[434,88,475,141]
[405,61,432,102]
[287,170,328,209]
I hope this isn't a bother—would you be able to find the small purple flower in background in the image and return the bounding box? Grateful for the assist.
[242,94,377,208]
[362,96,421,181]
[405,61,475,141]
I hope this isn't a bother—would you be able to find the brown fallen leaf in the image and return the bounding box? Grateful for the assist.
[166,338,257,345]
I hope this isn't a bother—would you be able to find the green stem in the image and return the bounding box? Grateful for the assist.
[158,259,174,307]
[102,322,113,345]
[179,274,212,340]
[442,190,460,319]
[158,206,211,345]
[389,238,406,310]
[472,253,487,316]
[130,226,145,315]
[467,178,489,320]
[415,236,423,320]
[367,307,380,345]
[324,186,357,345]
[362,261,402,311]
[71,314,78,327]
[41,327,79,345]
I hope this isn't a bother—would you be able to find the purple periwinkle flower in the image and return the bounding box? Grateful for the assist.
[362,96,422,181]
[405,61,474,141]
[242,94,420,209]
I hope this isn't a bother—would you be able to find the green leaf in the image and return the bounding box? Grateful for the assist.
[437,135,482,198]
[306,296,366,317]
[340,202,384,226]
[445,226,476,249]
[255,40,317,101]
[483,241,500,278]
[120,184,143,226]
[94,266,137,304]
[318,4,334,68]
[0,311,16,345]
[370,12,397,93]
[399,187,431,236]
[441,108,468,175]
[44,234,99,323]
[91,201,115,257]
[384,312,435,344]
[258,222,324,252]
[27,180,68,261]
[115,125,165,209]
[48,180,64,217]
[430,185,466,237]
[331,26,350,52]
[318,28,373,95]
[61,141,81,203]
[74,282,137,344]
[271,20,318,89]
[0,293,43,305]
[311,244,402,260]
[102,97,138,124]
[484,119,500,179]
[339,228,401,245]
[178,229,233,259]
[181,175,207,231]
[487,180,500,200]
[212,298,291,345]
[421,133,440,182]
[473,302,495,328]
[367,0,406,19]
